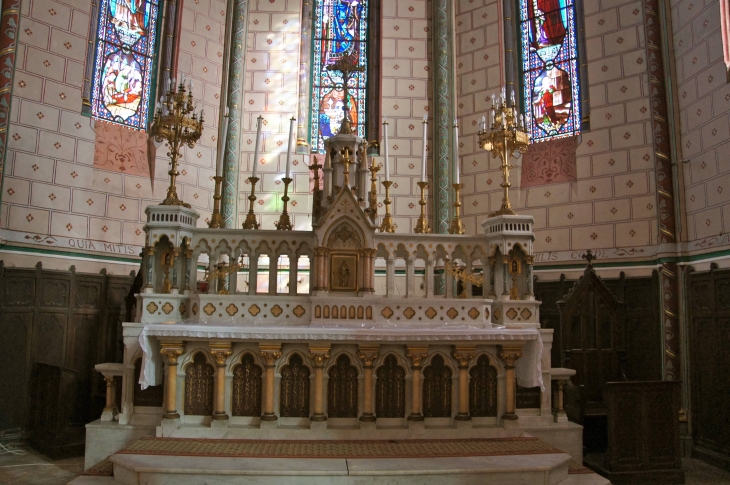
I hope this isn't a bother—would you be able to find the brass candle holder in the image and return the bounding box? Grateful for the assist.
[449,183,465,235]
[151,79,204,208]
[415,181,431,234]
[209,175,224,228]
[365,158,380,222]
[242,176,260,229]
[379,180,395,233]
[275,177,293,230]
[478,91,530,216]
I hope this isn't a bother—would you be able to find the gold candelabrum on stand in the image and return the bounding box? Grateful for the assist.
[448,183,465,235]
[444,260,484,299]
[365,158,380,223]
[209,176,224,228]
[275,177,293,230]
[477,90,530,216]
[415,181,431,234]
[379,180,395,233]
[204,252,246,295]
[151,78,204,208]
[242,176,260,229]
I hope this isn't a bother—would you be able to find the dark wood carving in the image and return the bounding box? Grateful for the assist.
[232,354,262,417]
[0,262,134,457]
[469,355,497,417]
[184,353,214,416]
[327,354,358,418]
[376,355,405,418]
[422,355,452,418]
[689,266,730,470]
[280,354,310,417]
[557,264,626,415]
[585,381,684,484]
[133,358,164,407]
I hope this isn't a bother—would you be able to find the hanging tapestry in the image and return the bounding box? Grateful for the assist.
[520,0,580,143]
[90,0,159,129]
[311,0,368,152]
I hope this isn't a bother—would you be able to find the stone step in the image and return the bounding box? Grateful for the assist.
[104,452,580,485]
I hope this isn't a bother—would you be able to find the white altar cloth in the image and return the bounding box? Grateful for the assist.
[138,323,544,392]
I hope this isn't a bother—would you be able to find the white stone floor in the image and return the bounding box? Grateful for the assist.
[0,444,729,484]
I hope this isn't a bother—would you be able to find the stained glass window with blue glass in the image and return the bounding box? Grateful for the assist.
[311,0,368,153]
[519,0,580,143]
[90,0,160,130]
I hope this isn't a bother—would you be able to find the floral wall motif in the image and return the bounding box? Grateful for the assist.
[93,121,150,176]
[520,136,578,187]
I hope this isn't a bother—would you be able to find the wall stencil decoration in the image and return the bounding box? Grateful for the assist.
[520,136,577,187]
[93,121,151,176]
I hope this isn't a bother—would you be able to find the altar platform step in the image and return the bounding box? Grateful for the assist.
[71,436,609,485]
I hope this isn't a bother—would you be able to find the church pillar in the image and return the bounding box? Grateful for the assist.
[385,256,395,297]
[453,347,475,421]
[309,346,331,422]
[259,345,282,421]
[406,256,415,298]
[220,0,249,227]
[367,249,376,292]
[425,257,434,297]
[268,254,277,295]
[102,376,117,421]
[498,344,523,421]
[295,0,313,154]
[642,0,682,383]
[210,342,232,421]
[357,346,379,422]
[406,347,428,421]
[208,257,217,294]
[432,0,457,234]
[289,256,298,295]
[464,258,473,298]
[160,341,185,419]
[248,253,258,295]
[228,259,238,295]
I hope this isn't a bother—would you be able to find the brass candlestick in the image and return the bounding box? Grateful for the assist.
[341,147,352,187]
[380,180,395,233]
[151,79,204,208]
[242,176,260,229]
[478,90,530,216]
[209,175,224,228]
[415,181,431,234]
[310,159,323,219]
[449,183,465,234]
[275,177,293,230]
[366,158,380,222]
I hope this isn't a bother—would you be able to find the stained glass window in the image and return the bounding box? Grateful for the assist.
[519,0,580,143]
[311,0,369,153]
[90,0,160,130]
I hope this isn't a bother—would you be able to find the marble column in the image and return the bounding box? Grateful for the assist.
[184,249,193,293]
[525,255,534,297]
[268,254,277,295]
[103,376,116,420]
[425,257,434,297]
[498,344,524,421]
[452,347,475,421]
[160,341,185,419]
[406,257,415,298]
[367,249,376,292]
[309,345,331,422]
[171,248,180,292]
[289,257,298,295]
[445,261,454,298]
[385,256,395,297]
[464,258,473,298]
[357,346,379,422]
[210,342,233,421]
[502,256,510,297]
[143,246,155,292]
[406,347,428,421]
[248,253,258,295]
[488,256,496,298]
[259,345,282,421]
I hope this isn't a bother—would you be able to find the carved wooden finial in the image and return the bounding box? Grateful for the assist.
[582,249,596,266]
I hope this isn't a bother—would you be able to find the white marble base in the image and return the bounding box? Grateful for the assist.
[84,421,157,470]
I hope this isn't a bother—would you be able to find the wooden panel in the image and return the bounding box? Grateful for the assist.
[35,313,66,368]
[0,312,32,431]
[280,354,310,417]
[231,355,261,417]
[184,353,214,416]
[422,355,451,418]
[375,355,405,418]
[469,356,497,416]
[327,355,358,418]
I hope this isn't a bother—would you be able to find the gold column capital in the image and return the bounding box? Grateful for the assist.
[406,347,429,369]
[160,341,185,365]
[357,346,379,368]
[259,344,282,367]
[498,344,524,369]
[502,255,511,265]
[144,246,155,256]
[452,347,476,369]
[210,342,233,367]
[309,344,331,367]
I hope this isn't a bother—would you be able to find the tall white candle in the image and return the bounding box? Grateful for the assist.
[252,115,263,178]
[383,117,390,181]
[216,108,229,177]
[421,114,428,182]
[285,116,295,179]
[453,118,460,184]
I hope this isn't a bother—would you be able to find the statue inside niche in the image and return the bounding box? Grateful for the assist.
[338,260,351,287]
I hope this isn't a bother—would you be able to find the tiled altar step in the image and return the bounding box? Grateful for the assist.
[68,453,610,485]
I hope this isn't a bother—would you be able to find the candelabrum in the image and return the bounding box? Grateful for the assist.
[448,183,465,235]
[275,177,293,230]
[242,176,260,229]
[310,159,323,219]
[209,176,224,228]
[151,79,204,208]
[379,180,395,233]
[365,158,380,222]
[477,91,530,216]
[415,181,431,234]
[444,260,484,299]
[204,252,246,295]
